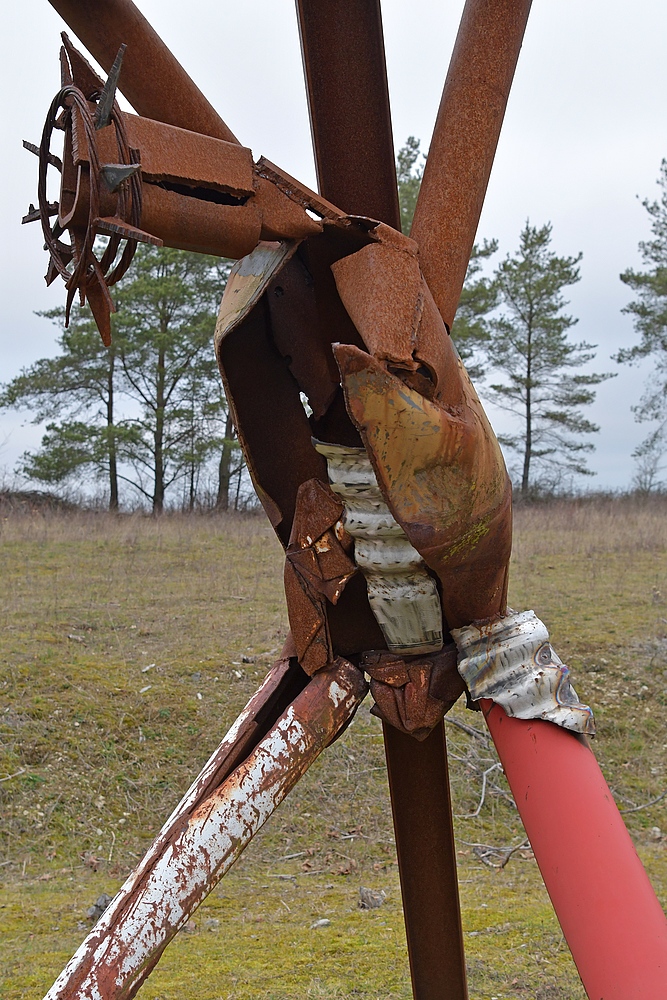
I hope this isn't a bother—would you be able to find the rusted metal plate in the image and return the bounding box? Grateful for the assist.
[255,158,348,223]
[48,0,239,143]
[139,182,262,259]
[363,646,464,741]
[330,236,424,367]
[43,660,367,1000]
[334,342,512,631]
[215,241,300,342]
[265,252,342,421]
[122,115,254,195]
[410,0,533,330]
[284,479,357,675]
[60,31,104,102]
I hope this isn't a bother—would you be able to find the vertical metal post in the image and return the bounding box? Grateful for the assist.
[295,4,468,997]
[384,723,469,1000]
[295,0,400,224]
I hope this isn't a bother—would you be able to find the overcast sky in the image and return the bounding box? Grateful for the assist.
[2,0,666,491]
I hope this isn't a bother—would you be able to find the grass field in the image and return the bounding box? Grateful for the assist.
[1,497,666,999]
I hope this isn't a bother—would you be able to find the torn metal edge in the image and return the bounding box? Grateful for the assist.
[452,610,595,735]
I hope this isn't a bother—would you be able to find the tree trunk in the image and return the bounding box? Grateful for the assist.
[521,321,533,497]
[234,462,243,511]
[188,444,196,512]
[153,342,166,515]
[107,347,119,511]
[215,411,236,511]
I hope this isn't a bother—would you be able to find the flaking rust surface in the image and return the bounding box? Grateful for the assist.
[334,344,512,630]
[285,479,357,675]
[32,37,326,347]
[50,0,240,144]
[410,0,533,330]
[27,5,539,999]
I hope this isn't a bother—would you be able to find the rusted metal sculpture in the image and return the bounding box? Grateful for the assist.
[22,2,667,998]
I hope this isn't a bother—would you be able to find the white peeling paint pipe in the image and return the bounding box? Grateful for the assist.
[43,659,367,1000]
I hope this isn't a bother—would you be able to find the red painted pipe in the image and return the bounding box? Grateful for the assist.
[483,701,667,998]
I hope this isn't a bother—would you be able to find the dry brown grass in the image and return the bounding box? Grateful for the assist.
[1,498,666,999]
[513,493,667,556]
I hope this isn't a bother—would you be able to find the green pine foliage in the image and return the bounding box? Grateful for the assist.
[396,135,423,236]
[617,159,667,489]
[485,222,613,496]
[0,246,240,512]
[110,245,233,513]
[1,308,124,507]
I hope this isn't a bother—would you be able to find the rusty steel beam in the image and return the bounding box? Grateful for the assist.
[410,0,532,330]
[43,659,367,1000]
[384,724,468,1000]
[47,0,238,142]
[295,6,468,998]
[295,0,400,225]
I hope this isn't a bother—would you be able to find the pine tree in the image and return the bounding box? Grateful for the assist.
[616,159,667,482]
[111,245,231,513]
[0,308,125,508]
[1,247,236,511]
[485,221,612,496]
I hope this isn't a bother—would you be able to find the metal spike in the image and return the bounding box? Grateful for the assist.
[22,203,38,225]
[45,257,61,287]
[23,140,62,172]
[85,268,115,346]
[99,162,141,193]
[23,201,58,225]
[59,44,73,87]
[64,282,77,327]
[61,32,104,101]
[96,216,162,246]
[95,43,127,130]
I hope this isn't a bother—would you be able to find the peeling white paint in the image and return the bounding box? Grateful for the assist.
[328,680,348,709]
[43,667,365,1000]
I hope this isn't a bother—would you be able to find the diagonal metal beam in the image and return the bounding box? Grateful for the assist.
[295,0,400,225]
[295,4,468,998]
[48,0,238,142]
[410,0,533,330]
[43,659,366,1000]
